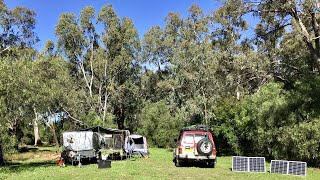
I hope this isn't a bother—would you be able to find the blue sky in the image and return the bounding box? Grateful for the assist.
[4,0,222,50]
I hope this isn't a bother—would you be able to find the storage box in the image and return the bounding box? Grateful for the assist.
[98,160,111,168]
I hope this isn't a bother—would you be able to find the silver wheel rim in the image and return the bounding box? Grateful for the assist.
[200,142,212,153]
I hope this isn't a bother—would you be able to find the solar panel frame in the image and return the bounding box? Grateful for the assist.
[270,160,288,175]
[232,156,249,172]
[288,161,307,176]
[232,156,266,173]
[270,160,307,176]
[249,157,266,173]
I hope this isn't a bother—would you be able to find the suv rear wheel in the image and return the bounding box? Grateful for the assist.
[174,158,185,167]
[207,160,215,168]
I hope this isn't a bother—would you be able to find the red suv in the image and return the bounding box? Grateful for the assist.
[173,125,216,168]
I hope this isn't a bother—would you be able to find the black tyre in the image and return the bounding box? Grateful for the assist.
[174,158,185,167]
[207,160,215,168]
[197,138,213,156]
[174,158,180,167]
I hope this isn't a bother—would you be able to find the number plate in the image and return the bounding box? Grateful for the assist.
[184,148,193,153]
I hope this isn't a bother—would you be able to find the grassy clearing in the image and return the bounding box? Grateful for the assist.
[0,148,319,180]
[4,146,61,163]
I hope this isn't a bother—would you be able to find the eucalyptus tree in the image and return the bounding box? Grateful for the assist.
[55,5,141,129]
[212,0,320,160]
[141,4,229,124]
[171,5,219,125]
[237,0,320,73]
[0,59,34,148]
[142,26,173,73]
[32,54,75,146]
[141,1,274,151]
[98,5,141,129]
[0,1,39,162]
[142,26,175,104]
[0,0,38,58]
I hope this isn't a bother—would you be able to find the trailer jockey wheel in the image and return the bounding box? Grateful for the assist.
[77,154,81,167]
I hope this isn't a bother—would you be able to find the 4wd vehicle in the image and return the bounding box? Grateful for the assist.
[173,125,216,168]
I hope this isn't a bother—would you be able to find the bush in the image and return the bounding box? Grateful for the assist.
[137,100,183,148]
[230,81,320,163]
[211,96,242,155]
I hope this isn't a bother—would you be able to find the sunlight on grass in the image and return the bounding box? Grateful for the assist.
[0,148,319,180]
[4,145,61,164]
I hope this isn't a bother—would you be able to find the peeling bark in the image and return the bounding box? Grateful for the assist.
[33,108,41,146]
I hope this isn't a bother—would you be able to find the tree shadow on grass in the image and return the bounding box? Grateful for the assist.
[18,146,53,153]
[166,148,174,152]
[18,147,39,153]
[0,161,57,174]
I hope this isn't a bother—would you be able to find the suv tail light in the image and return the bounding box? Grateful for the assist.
[179,147,183,154]
[212,147,216,155]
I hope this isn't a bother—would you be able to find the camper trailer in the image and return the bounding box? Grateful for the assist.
[62,126,130,163]
[62,131,96,163]
[124,134,149,157]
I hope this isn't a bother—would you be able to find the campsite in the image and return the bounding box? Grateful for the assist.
[2,125,320,179]
[2,0,320,179]
[1,147,320,180]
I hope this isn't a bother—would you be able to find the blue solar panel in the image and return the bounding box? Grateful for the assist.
[232,156,266,173]
[232,156,248,172]
[270,160,306,176]
[249,157,266,172]
[288,161,306,176]
[270,160,288,174]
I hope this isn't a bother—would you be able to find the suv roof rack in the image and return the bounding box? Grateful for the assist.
[181,124,209,132]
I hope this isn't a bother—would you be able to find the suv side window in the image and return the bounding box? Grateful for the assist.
[184,134,194,144]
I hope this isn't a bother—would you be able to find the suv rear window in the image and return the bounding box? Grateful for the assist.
[183,133,208,144]
[195,134,206,143]
[184,134,194,144]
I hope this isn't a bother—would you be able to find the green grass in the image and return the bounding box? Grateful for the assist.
[1,148,319,180]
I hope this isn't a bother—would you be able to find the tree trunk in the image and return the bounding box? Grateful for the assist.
[202,91,208,125]
[0,144,4,166]
[305,40,320,72]
[33,109,41,146]
[313,54,320,73]
[293,8,320,72]
[51,125,59,147]
[33,119,40,146]
[102,90,109,125]
[236,74,241,100]
[115,105,125,130]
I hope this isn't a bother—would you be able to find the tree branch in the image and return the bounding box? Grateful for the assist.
[89,35,95,97]
[62,107,84,125]
[79,58,93,97]
[257,23,291,39]
[0,46,10,54]
[310,11,320,56]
